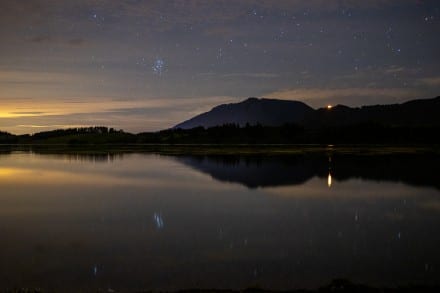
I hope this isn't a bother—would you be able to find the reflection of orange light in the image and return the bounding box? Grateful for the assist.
[327,173,332,187]
[327,105,332,110]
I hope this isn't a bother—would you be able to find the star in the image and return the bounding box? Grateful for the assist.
[152,58,165,75]
[216,48,223,60]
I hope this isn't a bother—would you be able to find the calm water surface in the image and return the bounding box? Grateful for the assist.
[0,151,439,291]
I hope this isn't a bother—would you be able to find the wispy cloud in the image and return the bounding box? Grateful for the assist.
[30,35,53,43]
[0,70,81,85]
[266,87,421,107]
[0,95,237,134]
[29,35,87,46]
[384,66,407,75]
[10,111,46,115]
[418,76,440,87]
[335,66,421,82]
[222,73,279,78]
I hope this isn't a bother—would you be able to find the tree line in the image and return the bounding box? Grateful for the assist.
[1,124,440,145]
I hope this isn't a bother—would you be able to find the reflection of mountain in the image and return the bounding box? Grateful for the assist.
[173,154,440,190]
[176,156,325,188]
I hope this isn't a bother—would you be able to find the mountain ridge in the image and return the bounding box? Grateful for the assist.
[175,96,440,129]
[174,97,314,129]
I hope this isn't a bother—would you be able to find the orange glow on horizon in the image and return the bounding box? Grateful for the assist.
[0,111,42,118]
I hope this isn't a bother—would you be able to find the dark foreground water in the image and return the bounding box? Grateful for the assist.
[0,150,439,291]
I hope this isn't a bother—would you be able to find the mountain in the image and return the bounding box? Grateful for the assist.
[174,96,440,129]
[174,97,314,129]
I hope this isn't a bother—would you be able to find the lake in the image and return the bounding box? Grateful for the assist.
[0,149,439,291]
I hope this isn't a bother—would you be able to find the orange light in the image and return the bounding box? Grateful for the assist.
[327,105,332,110]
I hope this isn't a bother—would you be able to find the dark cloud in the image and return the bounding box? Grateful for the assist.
[0,1,54,27]
[30,35,53,43]
[67,38,86,46]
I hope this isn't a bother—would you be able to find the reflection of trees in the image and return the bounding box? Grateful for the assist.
[0,149,13,156]
[46,152,126,162]
[40,152,126,162]
[1,146,126,163]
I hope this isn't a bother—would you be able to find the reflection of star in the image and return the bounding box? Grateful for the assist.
[152,58,165,75]
[153,212,164,229]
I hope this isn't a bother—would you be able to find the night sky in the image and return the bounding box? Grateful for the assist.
[1,0,439,134]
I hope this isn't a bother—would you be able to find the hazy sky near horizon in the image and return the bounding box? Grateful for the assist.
[1,0,439,134]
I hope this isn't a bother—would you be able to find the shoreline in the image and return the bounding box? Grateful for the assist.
[1,143,439,156]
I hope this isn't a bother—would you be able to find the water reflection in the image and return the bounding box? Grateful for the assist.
[0,151,439,291]
[173,154,440,190]
[31,151,126,163]
[4,148,439,191]
[153,212,164,229]
[0,148,126,162]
